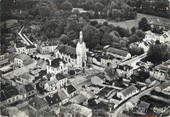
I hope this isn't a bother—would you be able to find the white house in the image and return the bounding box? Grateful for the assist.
[117,86,138,100]
[159,30,170,44]
[44,74,67,92]
[15,43,36,55]
[47,58,68,75]
[14,54,33,68]
[117,64,133,78]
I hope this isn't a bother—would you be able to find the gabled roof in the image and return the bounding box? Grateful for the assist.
[24,84,35,92]
[15,54,31,61]
[66,85,76,94]
[45,93,61,106]
[57,45,77,59]
[120,86,138,97]
[26,45,36,49]
[29,97,48,110]
[107,47,129,57]
[55,73,66,80]
[51,58,66,68]
[137,101,150,109]
[58,89,68,101]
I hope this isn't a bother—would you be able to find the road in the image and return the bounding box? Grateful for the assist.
[111,82,159,117]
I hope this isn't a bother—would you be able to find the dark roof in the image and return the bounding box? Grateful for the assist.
[26,45,36,49]
[29,97,48,110]
[45,93,61,106]
[120,86,138,97]
[118,64,133,70]
[58,45,76,59]
[107,47,129,57]
[55,73,66,80]
[137,101,150,109]
[0,85,20,101]
[97,87,114,97]
[25,84,35,92]
[51,58,66,68]
[16,42,25,48]
[67,85,76,94]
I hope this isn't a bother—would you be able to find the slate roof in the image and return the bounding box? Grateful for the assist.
[67,85,76,94]
[107,47,129,57]
[45,93,61,106]
[51,58,66,68]
[120,86,138,97]
[26,45,36,49]
[24,84,35,92]
[58,45,77,59]
[0,85,20,102]
[15,54,31,61]
[16,42,25,48]
[55,73,66,80]
[29,97,48,110]
[137,101,150,109]
[97,87,114,97]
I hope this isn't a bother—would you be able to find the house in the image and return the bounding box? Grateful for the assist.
[134,101,150,115]
[117,86,138,100]
[47,58,68,75]
[55,31,88,69]
[14,54,33,68]
[65,84,76,97]
[45,92,62,107]
[70,94,87,104]
[97,87,115,100]
[106,47,131,60]
[149,66,170,81]
[16,73,35,85]
[38,42,57,54]
[63,104,92,117]
[28,96,50,117]
[117,64,133,78]
[0,52,10,68]
[15,43,37,55]
[24,84,37,98]
[101,54,121,67]
[160,30,170,44]
[58,88,69,104]
[29,67,41,77]
[44,73,67,91]
[155,81,170,92]
[0,85,21,106]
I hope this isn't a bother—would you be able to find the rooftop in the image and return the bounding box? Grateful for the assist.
[120,85,138,97]
[55,73,66,80]
[24,84,35,92]
[26,45,36,49]
[29,97,48,110]
[107,47,129,57]
[45,92,61,106]
[51,58,66,68]
[66,85,76,94]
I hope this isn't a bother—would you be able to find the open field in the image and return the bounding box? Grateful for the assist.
[91,13,170,30]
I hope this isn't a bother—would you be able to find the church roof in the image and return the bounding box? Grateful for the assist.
[51,58,66,68]
[58,45,77,59]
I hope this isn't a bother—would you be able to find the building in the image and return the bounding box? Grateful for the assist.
[0,85,21,106]
[24,84,37,98]
[15,73,35,85]
[15,43,36,55]
[44,73,67,91]
[37,42,57,54]
[62,104,92,117]
[159,30,170,44]
[45,92,62,107]
[106,47,131,60]
[65,84,76,97]
[117,64,133,78]
[134,101,150,115]
[117,86,138,100]
[14,54,33,68]
[28,97,51,117]
[0,52,10,68]
[55,31,87,70]
[155,81,170,92]
[47,58,67,75]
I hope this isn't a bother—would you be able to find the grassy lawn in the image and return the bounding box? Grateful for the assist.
[91,13,170,30]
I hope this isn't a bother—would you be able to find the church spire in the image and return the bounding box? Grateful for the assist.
[79,31,83,44]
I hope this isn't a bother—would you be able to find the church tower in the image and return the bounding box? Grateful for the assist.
[76,31,87,70]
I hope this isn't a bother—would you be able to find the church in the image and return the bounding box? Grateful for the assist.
[47,31,88,74]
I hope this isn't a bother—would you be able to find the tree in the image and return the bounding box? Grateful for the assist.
[82,25,102,49]
[94,2,104,12]
[1,0,13,21]
[59,34,70,44]
[68,70,75,75]
[128,34,140,43]
[147,41,170,64]
[131,27,136,34]
[115,26,130,37]
[61,1,73,11]
[139,17,151,31]
[129,46,144,56]
[136,30,145,41]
